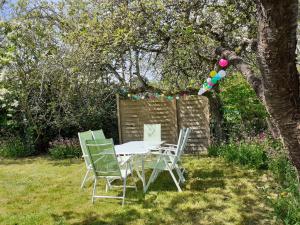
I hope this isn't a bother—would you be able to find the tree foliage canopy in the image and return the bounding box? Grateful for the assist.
[0,0,263,151]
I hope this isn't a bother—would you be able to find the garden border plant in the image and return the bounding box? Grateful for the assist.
[208,139,300,225]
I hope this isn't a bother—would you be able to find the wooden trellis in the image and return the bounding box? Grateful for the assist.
[117,95,210,153]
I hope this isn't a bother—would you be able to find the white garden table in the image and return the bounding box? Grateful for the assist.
[115,141,163,192]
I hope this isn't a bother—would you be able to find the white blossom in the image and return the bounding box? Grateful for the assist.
[11,100,19,107]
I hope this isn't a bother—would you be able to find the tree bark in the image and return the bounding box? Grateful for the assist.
[134,50,148,88]
[208,86,226,144]
[266,117,280,139]
[256,0,300,172]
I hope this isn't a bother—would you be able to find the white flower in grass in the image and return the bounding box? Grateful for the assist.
[1,103,6,108]
[7,113,12,117]
[11,100,19,107]
[0,88,8,95]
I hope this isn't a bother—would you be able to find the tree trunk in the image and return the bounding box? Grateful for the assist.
[266,116,280,139]
[208,86,226,144]
[256,0,300,172]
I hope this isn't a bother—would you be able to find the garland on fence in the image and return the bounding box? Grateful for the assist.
[120,58,229,100]
[122,92,185,101]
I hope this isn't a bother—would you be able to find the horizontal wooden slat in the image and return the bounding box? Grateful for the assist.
[118,96,210,153]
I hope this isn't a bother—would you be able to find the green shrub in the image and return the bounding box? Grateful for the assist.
[272,195,300,225]
[219,73,268,139]
[0,138,35,158]
[209,141,268,169]
[238,143,268,169]
[207,145,222,157]
[221,143,240,162]
[49,138,81,159]
[269,156,299,191]
[269,156,300,225]
[209,140,300,224]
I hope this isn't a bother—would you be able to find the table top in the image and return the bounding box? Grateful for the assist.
[115,141,163,155]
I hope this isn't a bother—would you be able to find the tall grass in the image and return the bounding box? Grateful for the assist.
[269,156,300,225]
[208,141,268,169]
[208,139,300,225]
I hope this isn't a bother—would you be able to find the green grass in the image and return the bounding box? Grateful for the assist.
[0,155,280,225]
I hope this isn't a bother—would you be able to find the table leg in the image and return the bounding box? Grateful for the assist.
[133,155,145,191]
[142,156,145,192]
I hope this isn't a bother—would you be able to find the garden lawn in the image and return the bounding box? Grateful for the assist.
[0,155,279,225]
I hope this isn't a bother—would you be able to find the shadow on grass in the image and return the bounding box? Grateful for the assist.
[5,155,275,225]
[240,196,275,225]
[189,179,225,190]
[0,155,83,166]
[191,169,224,179]
[52,209,141,225]
[47,158,83,167]
[0,157,37,165]
[143,171,181,192]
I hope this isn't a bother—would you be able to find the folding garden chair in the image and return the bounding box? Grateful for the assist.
[92,129,105,140]
[78,130,95,188]
[86,139,136,206]
[144,128,191,192]
[144,124,161,144]
[79,129,131,189]
[150,128,190,183]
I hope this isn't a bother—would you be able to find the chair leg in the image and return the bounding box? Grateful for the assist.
[105,178,112,192]
[168,168,182,192]
[153,169,161,182]
[144,168,158,193]
[122,176,127,207]
[164,161,182,192]
[92,178,97,204]
[175,166,185,183]
[81,169,90,188]
[129,162,133,174]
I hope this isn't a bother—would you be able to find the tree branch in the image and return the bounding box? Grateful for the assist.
[215,47,263,100]
[134,49,148,88]
[105,64,126,84]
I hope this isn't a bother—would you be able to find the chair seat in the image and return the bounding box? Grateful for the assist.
[117,155,132,165]
[120,168,131,178]
[144,159,172,171]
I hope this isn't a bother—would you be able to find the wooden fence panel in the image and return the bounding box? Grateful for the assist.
[117,95,210,153]
[177,96,210,153]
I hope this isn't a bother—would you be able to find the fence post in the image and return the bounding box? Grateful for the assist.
[174,97,179,142]
[116,94,122,144]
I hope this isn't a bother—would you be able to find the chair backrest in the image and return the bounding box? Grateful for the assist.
[86,139,121,177]
[92,129,106,140]
[166,128,190,166]
[178,128,191,158]
[167,128,190,165]
[78,130,94,168]
[144,124,161,144]
[175,128,187,154]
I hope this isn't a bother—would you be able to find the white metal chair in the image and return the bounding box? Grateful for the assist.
[144,124,161,144]
[78,130,95,188]
[78,130,132,189]
[151,128,190,182]
[86,139,136,206]
[92,130,105,140]
[144,128,191,192]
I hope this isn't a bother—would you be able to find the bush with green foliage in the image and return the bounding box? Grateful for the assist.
[208,139,300,224]
[208,140,268,169]
[269,156,300,225]
[219,73,268,139]
[49,138,81,159]
[0,137,35,158]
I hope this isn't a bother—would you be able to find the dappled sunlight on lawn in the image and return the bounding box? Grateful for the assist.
[0,156,279,225]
